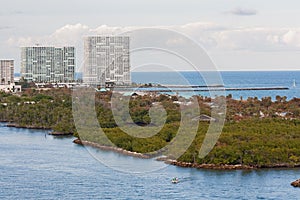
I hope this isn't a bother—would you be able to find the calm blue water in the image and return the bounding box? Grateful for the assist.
[132,71,300,100]
[1,124,300,199]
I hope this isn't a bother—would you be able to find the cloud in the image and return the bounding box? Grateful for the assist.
[0,10,26,16]
[6,21,300,72]
[228,7,258,16]
[166,37,186,46]
[6,22,300,58]
[281,30,300,47]
[0,26,12,31]
[10,10,25,15]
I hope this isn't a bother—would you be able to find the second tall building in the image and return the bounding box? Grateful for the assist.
[83,36,131,86]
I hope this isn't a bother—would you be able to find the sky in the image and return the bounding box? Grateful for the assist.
[1,0,300,72]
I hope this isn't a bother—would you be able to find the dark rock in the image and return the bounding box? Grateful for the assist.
[291,179,300,187]
[73,138,83,145]
[49,131,73,136]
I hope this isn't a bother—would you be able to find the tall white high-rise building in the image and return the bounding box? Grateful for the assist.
[21,46,75,83]
[0,60,14,85]
[83,36,131,86]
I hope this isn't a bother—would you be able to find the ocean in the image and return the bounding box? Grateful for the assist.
[132,71,300,100]
[0,125,299,200]
[15,71,300,100]
[3,71,300,199]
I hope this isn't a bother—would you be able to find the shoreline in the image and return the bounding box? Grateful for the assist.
[73,138,300,170]
[4,123,70,136]
[49,131,73,136]
[2,122,300,171]
[167,160,300,170]
[6,123,51,130]
[73,139,150,159]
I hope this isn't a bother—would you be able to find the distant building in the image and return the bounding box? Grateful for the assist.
[0,60,14,85]
[21,46,75,83]
[0,60,21,92]
[83,36,131,86]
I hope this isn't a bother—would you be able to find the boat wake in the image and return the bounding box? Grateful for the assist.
[175,176,198,183]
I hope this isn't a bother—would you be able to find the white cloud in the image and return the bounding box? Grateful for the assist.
[166,37,186,46]
[6,22,300,71]
[282,30,300,47]
[0,26,12,31]
[7,22,300,51]
[228,7,258,16]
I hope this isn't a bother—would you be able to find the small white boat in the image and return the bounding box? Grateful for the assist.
[293,79,297,87]
[172,177,179,184]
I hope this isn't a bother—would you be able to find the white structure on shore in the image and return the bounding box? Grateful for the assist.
[21,46,75,83]
[0,84,21,93]
[83,36,131,86]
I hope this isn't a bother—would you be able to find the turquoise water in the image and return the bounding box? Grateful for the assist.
[0,124,299,199]
[132,71,300,100]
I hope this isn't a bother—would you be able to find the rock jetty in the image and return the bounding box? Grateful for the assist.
[73,139,150,159]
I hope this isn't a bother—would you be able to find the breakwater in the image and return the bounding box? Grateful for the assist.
[73,139,150,159]
[114,85,289,93]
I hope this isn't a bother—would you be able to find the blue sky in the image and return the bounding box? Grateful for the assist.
[1,0,300,71]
